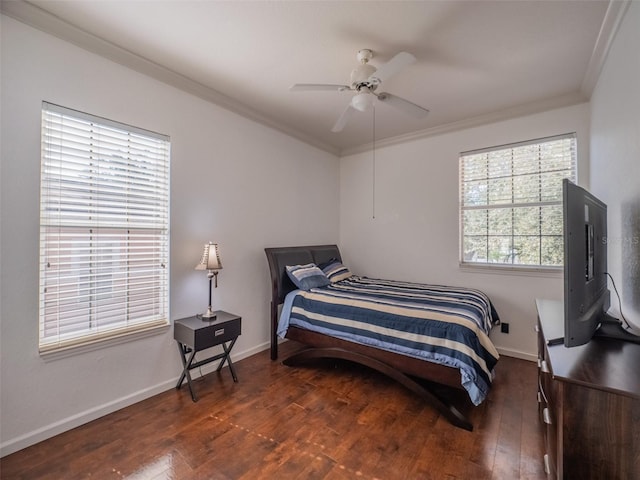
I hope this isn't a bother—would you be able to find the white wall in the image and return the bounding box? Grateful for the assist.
[0,16,339,456]
[590,1,640,331]
[340,104,591,360]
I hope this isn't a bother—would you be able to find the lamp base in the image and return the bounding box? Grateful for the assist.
[201,307,217,320]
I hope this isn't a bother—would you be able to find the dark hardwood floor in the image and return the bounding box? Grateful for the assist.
[1,341,546,479]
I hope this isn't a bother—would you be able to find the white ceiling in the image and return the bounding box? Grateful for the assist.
[2,0,628,155]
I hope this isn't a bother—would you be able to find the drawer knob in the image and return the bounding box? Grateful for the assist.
[542,407,552,425]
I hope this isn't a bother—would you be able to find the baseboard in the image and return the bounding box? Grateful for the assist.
[0,378,177,458]
[496,346,537,362]
[0,341,272,458]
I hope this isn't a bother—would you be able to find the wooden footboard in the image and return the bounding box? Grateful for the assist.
[285,326,462,390]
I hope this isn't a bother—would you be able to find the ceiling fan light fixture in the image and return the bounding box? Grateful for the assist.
[352,91,374,112]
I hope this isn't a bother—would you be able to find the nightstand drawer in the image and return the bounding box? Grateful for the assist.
[193,317,241,350]
[174,312,242,350]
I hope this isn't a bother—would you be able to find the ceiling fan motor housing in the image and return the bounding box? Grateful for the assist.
[351,49,377,91]
[351,63,377,90]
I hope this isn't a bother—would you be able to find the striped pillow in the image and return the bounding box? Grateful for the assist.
[286,263,330,290]
[320,259,352,283]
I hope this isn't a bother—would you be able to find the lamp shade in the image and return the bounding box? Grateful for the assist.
[195,242,222,271]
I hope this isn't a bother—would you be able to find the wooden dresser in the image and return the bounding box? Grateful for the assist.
[535,299,640,479]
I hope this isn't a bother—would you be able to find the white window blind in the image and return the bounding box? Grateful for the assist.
[39,102,170,353]
[460,133,576,268]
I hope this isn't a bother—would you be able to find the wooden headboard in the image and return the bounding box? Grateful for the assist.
[264,244,342,359]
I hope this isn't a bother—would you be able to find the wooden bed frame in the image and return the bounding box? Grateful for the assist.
[264,244,474,431]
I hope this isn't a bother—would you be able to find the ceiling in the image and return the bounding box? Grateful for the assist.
[2,1,628,155]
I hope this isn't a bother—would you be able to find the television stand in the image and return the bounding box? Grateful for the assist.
[596,314,640,344]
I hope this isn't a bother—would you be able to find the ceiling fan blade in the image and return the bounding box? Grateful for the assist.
[368,51,416,85]
[331,104,357,132]
[377,92,429,118]
[290,83,351,92]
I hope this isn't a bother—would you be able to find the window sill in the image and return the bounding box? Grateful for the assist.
[459,262,563,278]
[39,322,170,362]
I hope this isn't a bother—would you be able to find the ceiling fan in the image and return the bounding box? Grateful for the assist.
[290,49,430,132]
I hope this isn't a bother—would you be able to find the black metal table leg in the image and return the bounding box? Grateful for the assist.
[176,342,199,402]
[217,338,239,382]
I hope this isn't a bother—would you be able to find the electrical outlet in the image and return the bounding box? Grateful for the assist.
[501,322,510,334]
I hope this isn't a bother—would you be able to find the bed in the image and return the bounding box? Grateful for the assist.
[265,244,500,431]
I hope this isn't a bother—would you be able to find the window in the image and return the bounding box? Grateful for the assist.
[39,103,170,354]
[459,133,576,269]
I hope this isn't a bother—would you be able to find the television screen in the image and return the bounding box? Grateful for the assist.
[563,179,609,347]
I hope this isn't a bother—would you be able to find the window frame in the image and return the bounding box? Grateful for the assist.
[39,102,170,355]
[459,133,577,272]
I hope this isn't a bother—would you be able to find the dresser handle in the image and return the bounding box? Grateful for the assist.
[540,360,550,374]
[538,378,548,404]
[543,453,551,474]
[542,407,552,425]
[535,324,540,333]
[537,391,542,403]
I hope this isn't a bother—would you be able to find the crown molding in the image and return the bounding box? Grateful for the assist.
[340,92,588,157]
[580,0,631,97]
[342,0,632,158]
[3,0,626,159]
[1,0,340,156]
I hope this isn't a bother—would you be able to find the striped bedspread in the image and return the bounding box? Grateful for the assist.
[278,276,500,405]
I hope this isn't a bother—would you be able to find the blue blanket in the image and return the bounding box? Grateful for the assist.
[278,276,500,405]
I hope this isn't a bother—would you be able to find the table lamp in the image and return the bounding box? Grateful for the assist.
[195,241,222,319]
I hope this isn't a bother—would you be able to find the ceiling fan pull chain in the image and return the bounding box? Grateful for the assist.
[372,105,376,220]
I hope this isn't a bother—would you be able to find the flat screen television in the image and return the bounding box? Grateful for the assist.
[563,179,640,347]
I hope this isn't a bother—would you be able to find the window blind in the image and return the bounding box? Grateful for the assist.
[39,102,170,353]
[459,133,576,268]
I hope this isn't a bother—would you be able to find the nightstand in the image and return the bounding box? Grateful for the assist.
[174,311,242,401]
